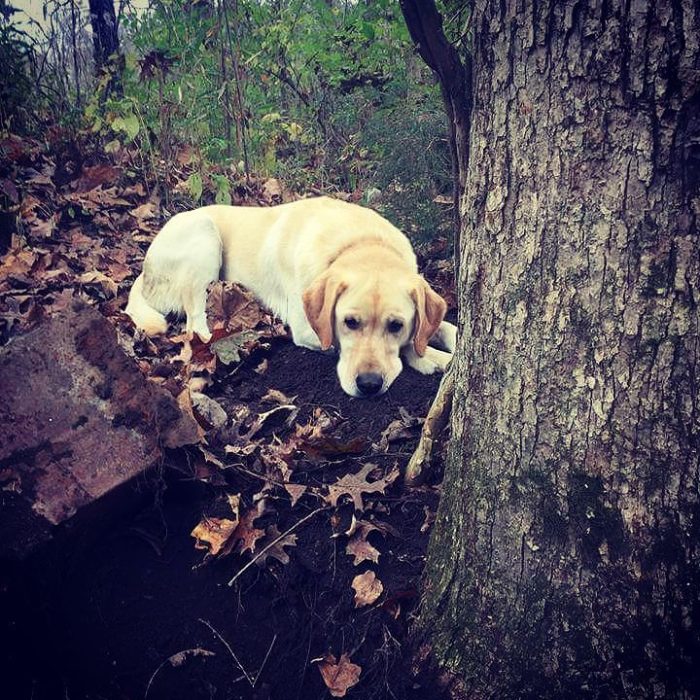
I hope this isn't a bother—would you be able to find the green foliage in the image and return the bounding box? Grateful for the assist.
[8,0,453,239]
[113,0,451,238]
[0,12,41,130]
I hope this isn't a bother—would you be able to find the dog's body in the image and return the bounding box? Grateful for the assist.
[126,196,455,396]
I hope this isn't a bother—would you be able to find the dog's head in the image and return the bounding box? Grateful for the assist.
[303,269,446,397]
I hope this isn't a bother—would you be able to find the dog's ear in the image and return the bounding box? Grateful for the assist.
[411,278,447,357]
[303,274,347,350]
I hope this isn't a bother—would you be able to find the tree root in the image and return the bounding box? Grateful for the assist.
[405,366,455,485]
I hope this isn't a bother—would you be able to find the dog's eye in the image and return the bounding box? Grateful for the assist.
[345,316,361,330]
[387,319,404,334]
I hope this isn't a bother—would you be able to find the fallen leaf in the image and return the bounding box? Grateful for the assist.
[206,281,268,334]
[261,388,296,405]
[374,407,423,452]
[255,524,298,566]
[168,648,216,667]
[191,517,238,556]
[79,270,118,298]
[301,435,367,462]
[191,391,228,429]
[346,520,382,565]
[246,404,299,440]
[30,216,58,238]
[226,493,241,516]
[0,178,19,203]
[74,164,122,192]
[130,201,158,223]
[211,330,261,365]
[261,177,282,201]
[176,390,206,443]
[284,483,307,507]
[198,447,224,468]
[325,463,399,511]
[352,570,383,608]
[228,502,266,554]
[318,653,362,697]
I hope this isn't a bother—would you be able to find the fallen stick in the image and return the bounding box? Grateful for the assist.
[227,506,327,587]
[404,366,455,485]
[199,618,254,686]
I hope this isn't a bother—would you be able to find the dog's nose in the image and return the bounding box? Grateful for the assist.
[356,372,383,396]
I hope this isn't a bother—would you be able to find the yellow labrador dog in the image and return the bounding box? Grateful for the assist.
[126,197,455,397]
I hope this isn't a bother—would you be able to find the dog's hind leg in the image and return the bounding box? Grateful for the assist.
[138,212,223,342]
[126,272,169,336]
[430,321,457,353]
[403,344,452,375]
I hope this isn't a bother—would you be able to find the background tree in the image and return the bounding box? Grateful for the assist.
[88,0,122,96]
[404,0,700,696]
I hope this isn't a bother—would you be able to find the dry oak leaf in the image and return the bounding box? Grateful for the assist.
[129,201,158,223]
[352,570,383,608]
[79,270,118,298]
[229,502,267,555]
[261,177,283,201]
[74,164,122,192]
[318,653,362,698]
[206,281,269,334]
[285,483,307,507]
[325,463,399,511]
[191,517,238,556]
[254,524,298,567]
[345,520,382,566]
[176,390,206,443]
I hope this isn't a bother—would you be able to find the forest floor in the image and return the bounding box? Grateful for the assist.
[0,131,456,700]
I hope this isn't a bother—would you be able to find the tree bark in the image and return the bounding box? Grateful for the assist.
[88,0,123,97]
[420,1,700,697]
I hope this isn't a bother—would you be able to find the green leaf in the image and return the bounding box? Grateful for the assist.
[104,139,121,154]
[212,331,260,365]
[213,174,231,205]
[186,172,203,202]
[112,113,140,141]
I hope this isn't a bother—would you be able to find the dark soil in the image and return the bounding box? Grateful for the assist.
[2,338,450,700]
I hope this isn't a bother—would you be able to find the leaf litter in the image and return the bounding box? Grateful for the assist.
[2,130,452,698]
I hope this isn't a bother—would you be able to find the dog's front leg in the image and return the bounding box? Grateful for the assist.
[403,345,452,375]
[291,326,324,350]
[286,305,324,351]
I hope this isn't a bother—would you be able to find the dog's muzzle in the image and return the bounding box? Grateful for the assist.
[355,372,384,397]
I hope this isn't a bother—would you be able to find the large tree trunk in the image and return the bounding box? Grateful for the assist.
[88,0,123,97]
[420,1,700,697]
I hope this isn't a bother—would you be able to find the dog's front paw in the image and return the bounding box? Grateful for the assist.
[404,346,452,375]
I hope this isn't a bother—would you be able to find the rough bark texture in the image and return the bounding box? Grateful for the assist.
[88,0,123,96]
[421,1,700,697]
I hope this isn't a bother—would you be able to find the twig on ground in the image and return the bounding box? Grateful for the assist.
[199,617,254,687]
[254,633,278,686]
[227,506,328,587]
[404,367,454,484]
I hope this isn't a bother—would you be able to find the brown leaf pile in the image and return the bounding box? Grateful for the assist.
[2,127,438,679]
